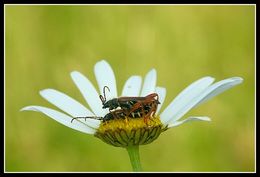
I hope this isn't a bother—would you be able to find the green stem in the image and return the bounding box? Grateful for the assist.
[126,146,142,172]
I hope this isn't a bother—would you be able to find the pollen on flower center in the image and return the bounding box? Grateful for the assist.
[94,116,167,147]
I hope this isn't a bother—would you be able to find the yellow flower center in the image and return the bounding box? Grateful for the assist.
[94,116,167,147]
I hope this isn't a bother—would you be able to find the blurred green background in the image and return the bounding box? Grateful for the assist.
[5,5,255,172]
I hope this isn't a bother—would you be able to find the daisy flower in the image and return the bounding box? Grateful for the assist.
[21,60,243,171]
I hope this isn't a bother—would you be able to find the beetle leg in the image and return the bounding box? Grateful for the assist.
[124,116,129,124]
[125,101,143,116]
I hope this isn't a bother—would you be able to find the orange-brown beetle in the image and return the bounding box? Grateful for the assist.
[100,86,160,123]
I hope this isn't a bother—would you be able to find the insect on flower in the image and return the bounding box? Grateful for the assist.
[99,86,161,123]
[21,60,243,151]
[72,86,161,123]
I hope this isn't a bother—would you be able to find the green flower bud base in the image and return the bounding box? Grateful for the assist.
[95,116,167,147]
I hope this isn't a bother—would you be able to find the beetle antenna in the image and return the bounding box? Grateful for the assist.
[99,86,110,104]
[71,116,103,123]
[99,95,105,104]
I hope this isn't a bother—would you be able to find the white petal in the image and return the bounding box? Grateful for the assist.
[121,76,142,96]
[20,106,96,134]
[167,116,211,128]
[70,71,107,117]
[160,77,215,125]
[39,89,100,129]
[140,69,157,96]
[167,77,243,125]
[155,87,166,115]
[194,77,243,107]
[94,60,117,100]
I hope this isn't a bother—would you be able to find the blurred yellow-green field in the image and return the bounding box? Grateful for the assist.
[5,5,255,172]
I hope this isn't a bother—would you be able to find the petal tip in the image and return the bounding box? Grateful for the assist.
[96,60,108,66]
[223,77,244,86]
[70,71,80,76]
[20,107,27,111]
[20,106,36,112]
[39,88,53,95]
[150,68,157,74]
[99,59,108,62]
[94,60,111,72]
[132,75,141,79]
[203,117,211,121]
[206,76,215,81]
[234,77,244,83]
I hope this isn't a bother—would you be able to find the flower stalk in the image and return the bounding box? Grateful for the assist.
[126,145,142,172]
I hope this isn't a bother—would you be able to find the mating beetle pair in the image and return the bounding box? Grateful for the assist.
[71,86,160,123]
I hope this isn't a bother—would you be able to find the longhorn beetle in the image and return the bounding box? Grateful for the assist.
[99,86,160,123]
[71,86,161,124]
